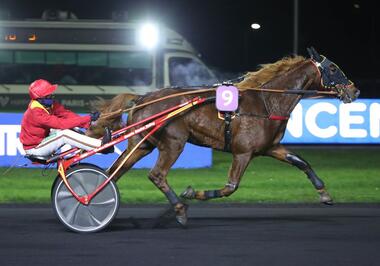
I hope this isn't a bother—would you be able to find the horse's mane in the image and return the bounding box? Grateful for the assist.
[236,56,306,89]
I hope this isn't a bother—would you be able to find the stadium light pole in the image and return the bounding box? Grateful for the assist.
[293,0,299,55]
[244,23,261,68]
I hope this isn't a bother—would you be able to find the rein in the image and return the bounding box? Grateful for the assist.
[100,88,214,119]
[100,86,337,119]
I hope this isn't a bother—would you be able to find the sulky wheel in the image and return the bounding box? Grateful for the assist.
[51,163,120,233]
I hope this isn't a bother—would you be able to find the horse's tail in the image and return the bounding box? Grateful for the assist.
[87,93,138,138]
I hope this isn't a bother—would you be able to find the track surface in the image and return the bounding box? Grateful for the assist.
[1,204,379,266]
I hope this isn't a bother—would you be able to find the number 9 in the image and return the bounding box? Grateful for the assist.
[222,90,233,106]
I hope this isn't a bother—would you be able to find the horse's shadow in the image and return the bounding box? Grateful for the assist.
[43,204,354,233]
[107,213,343,232]
[108,206,182,231]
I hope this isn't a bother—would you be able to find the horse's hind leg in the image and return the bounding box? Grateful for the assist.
[265,144,333,204]
[181,152,252,201]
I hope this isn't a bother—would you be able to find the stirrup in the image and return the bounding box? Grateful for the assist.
[25,154,51,164]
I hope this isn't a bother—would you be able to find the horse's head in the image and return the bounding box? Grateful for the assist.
[307,47,360,103]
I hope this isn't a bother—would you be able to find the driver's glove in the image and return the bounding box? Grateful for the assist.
[90,111,100,121]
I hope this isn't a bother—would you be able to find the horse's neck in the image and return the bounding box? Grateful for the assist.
[258,61,318,117]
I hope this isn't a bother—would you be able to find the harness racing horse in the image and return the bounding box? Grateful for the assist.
[89,47,359,227]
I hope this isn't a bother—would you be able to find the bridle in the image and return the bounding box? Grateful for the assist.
[309,56,356,102]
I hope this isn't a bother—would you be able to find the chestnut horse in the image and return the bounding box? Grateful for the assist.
[90,48,359,227]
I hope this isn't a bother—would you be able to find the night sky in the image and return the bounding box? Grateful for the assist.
[1,0,379,92]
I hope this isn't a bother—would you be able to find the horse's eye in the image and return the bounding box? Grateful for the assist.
[329,65,337,74]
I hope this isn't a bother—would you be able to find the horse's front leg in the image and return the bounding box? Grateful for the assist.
[266,144,333,205]
[181,152,252,200]
[148,139,189,227]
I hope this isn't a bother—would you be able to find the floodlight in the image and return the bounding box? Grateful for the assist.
[138,23,159,49]
[251,23,261,30]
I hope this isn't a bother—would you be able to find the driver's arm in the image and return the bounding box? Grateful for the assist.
[32,108,91,130]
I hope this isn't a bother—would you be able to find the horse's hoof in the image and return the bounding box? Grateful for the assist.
[175,204,188,228]
[319,190,334,205]
[180,186,196,200]
[175,214,188,228]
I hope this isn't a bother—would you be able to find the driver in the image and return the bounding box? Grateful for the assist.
[20,79,113,157]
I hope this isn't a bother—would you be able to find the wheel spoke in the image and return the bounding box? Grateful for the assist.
[95,174,104,188]
[87,209,102,226]
[91,198,116,206]
[65,201,80,224]
[73,172,89,194]
[57,190,73,201]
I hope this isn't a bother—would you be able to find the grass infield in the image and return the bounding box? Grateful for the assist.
[0,148,379,203]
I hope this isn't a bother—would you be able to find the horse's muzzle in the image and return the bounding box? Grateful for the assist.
[354,89,360,99]
[339,84,360,103]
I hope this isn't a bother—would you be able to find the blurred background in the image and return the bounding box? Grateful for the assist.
[0,0,378,97]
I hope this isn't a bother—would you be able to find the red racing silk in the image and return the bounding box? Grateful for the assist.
[20,100,91,150]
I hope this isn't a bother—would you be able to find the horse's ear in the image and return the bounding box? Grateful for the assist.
[310,47,323,62]
[307,47,313,58]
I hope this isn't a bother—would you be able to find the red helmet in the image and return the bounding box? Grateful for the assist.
[29,79,58,100]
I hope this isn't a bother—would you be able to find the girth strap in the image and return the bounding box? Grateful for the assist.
[223,112,232,152]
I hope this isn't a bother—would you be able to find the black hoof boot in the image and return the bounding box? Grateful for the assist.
[319,190,334,205]
[101,127,114,154]
[180,186,196,200]
[175,203,188,228]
